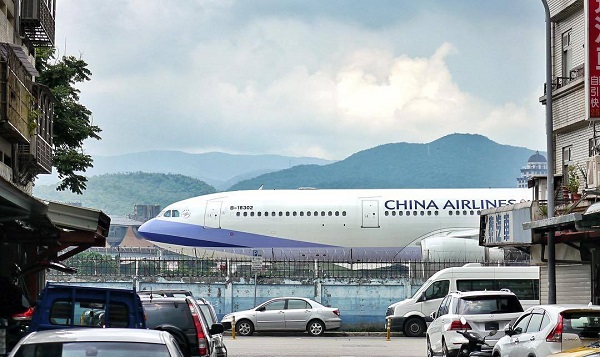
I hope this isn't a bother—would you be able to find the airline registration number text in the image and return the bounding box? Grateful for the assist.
[231,205,254,210]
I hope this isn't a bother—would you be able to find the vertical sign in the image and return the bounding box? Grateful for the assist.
[586,0,600,120]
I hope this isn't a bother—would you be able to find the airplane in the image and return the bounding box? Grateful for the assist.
[137,187,531,261]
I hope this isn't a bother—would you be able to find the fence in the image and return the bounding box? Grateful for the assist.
[47,254,528,281]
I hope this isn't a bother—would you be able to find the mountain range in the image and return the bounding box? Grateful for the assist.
[32,133,544,216]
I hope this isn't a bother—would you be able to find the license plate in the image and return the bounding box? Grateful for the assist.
[485,321,499,330]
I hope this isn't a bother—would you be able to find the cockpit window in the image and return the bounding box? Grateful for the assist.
[164,210,172,217]
[172,210,180,217]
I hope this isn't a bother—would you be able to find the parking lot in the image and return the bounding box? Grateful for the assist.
[222,334,426,357]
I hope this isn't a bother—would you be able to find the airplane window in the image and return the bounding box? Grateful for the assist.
[257,212,261,217]
[477,210,481,215]
[462,210,467,215]
[456,210,460,215]
[449,211,453,216]
[314,211,318,216]
[385,211,389,216]
[321,211,325,216]
[307,211,311,216]
[342,211,346,216]
[272,211,276,216]
[470,210,474,215]
[236,212,241,217]
[413,211,417,216]
[172,210,180,217]
[164,210,172,218]
[286,212,290,217]
[406,211,410,216]
[427,211,431,216]
[264,212,269,217]
[250,212,255,217]
[399,211,403,216]
[435,211,439,216]
[293,211,297,216]
[335,211,339,216]
[420,211,424,216]
[279,212,283,216]
[243,212,248,217]
[300,211,304,216]
[328,211,332,216]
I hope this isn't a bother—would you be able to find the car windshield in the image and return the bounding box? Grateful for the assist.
[457,295,523,315]
[13,342,172,357]
[562,311,600,338]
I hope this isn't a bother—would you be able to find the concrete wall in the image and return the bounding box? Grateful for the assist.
[49,277,426,331]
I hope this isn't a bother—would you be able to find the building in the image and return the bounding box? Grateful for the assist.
[0,0,109,338]
[517,151,547,188]
[480,0,600,305]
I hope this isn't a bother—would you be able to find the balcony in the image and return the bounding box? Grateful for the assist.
[20,0,55,47]
[543,64,585,94]
[0,44,35,143]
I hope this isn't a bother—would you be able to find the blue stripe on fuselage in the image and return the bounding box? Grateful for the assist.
[138,219,335,248]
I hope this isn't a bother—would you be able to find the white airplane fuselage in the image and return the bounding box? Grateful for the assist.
[137,188,530,260]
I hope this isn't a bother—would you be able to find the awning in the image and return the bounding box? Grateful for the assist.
[0,176,110,259]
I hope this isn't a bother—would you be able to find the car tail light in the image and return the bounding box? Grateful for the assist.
[188,301,209,356]
[333,309,340,316]
[11,307,34,321]
[546,314,564,342]
[449,320,471,330]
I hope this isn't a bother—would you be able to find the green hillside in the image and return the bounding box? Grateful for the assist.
[229,134,541,190]
[34,172,216,215]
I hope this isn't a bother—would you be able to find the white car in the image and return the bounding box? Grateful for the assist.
[426,290,524,357]
[8,328,184,357]
[492,304,600,357]
[221,296,341,336]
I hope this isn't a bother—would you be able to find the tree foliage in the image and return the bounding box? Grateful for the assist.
[35,48,102,194]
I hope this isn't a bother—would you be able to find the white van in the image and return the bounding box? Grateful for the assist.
[385,263,540,337]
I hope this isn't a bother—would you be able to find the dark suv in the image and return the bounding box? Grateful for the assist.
[140,295,225,357]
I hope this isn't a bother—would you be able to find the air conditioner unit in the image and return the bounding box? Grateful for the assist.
[587,156,600,188]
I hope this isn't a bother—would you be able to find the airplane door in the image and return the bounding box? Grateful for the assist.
[204,201,222,228]
[361,200,380,228]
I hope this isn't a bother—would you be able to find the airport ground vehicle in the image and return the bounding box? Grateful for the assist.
[386,264,540,337]
[140,295,225,357]
[28,283,146,332]
[221,297,341,336]
[426,290,523,357]
[8,328,184,357]
[492,304,600,357]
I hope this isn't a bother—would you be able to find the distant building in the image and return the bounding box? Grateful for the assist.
[517,151,547,188]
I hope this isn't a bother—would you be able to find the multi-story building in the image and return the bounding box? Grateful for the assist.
[0,2,109,349]
[481,0,600,306]
[517,151,547,188]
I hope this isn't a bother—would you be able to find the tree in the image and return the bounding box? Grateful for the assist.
[35,48,101,194]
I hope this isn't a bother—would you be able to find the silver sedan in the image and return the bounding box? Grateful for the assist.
[221,297,341,337]
[8,328,184,357]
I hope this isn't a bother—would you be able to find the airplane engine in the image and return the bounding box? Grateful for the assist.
[419,236,504,263]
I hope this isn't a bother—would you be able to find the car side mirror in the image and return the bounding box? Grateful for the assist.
[430,311,437,320]
[257,306,266,312]
[418,293,426,302]
[210,323,224,335]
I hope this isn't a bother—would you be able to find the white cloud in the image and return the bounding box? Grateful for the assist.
[57,0,546,160]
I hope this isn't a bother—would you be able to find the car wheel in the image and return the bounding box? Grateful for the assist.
[426,336,434,357]
[403,317,426,337]
[307,319,325,336]
[236,319,254,336]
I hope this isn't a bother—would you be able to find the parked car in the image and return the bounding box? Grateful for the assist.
[426,289,523,357]
[140,295,225,357]
[8,328,184,357]
[492,304,600,357]
[195,297,227,357]
[221,296,341,336]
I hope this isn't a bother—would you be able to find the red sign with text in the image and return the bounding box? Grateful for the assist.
[587,0,600,120]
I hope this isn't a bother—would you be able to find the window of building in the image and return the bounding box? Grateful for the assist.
[590,137,600,157]
[562,29,572,78]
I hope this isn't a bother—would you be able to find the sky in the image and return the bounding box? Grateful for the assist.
[55,0,547,161]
